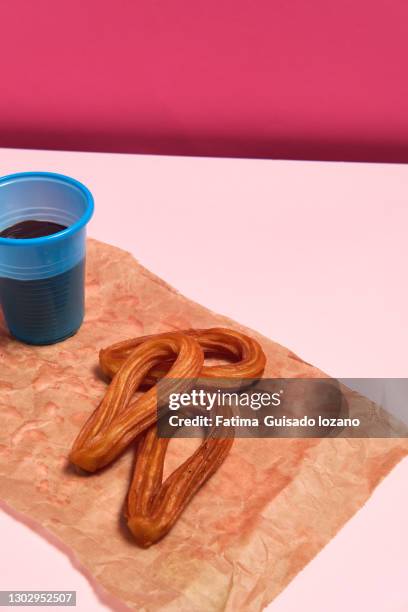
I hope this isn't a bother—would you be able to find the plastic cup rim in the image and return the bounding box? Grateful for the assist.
[0,171,94,246]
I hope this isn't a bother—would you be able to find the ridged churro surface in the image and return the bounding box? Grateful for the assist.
[71,327,266,545]
[69,333,204,471]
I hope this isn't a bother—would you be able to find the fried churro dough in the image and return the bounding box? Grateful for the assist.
[99,327,266,382]
[70,328,266,546]
[69,334,204,472]
[125,425,234,548]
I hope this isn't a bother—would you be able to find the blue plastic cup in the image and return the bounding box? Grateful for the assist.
[0,172,94,345]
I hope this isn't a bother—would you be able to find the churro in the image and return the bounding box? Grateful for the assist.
[125,424,234,547]
[70,327,266,546]
[100,327,266,382]
[69,333,204,472]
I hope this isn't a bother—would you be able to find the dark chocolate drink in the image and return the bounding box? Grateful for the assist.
[0,219,67,239]
[0,219,84,345]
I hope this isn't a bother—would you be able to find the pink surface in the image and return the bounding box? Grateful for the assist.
[0,148,407,612]
[1,1,408,163]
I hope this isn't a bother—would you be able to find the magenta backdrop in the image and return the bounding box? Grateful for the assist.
[1,0,408,162]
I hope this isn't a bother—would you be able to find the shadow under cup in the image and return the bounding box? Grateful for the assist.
[0,172,94,345]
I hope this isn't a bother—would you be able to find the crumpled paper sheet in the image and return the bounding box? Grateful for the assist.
[0,238,407,612]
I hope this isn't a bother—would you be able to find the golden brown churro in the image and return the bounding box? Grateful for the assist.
[69,327,266,546]
[69,333,204,472]
[125,426,234,548]
[100,327,266,381]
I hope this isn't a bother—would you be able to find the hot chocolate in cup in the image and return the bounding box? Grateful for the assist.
[0,172,94,345]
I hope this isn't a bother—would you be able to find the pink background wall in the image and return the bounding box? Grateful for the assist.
[1,0,408,163]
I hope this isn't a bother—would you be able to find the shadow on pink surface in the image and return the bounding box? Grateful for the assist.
[2,129,408,164]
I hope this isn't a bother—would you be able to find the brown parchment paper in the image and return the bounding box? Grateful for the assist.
[0,239,407,612]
